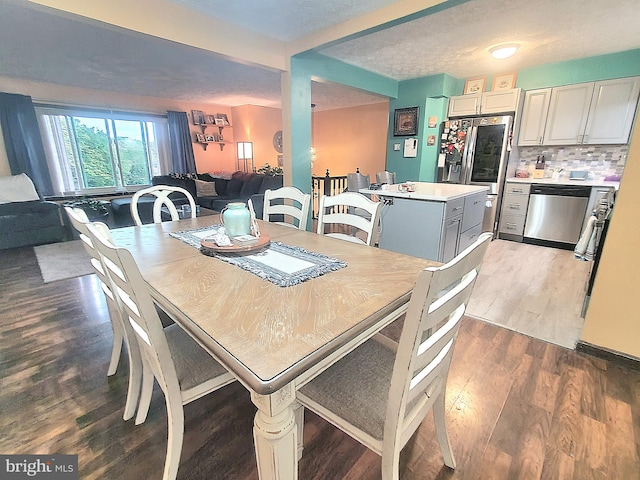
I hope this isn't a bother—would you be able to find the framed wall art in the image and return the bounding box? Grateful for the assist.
[191,110,204,125]
[463,77,486,95]
[393,106,419,136]
[491,72,517,91]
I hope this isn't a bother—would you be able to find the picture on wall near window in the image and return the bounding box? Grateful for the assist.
[191,110,204,125]
[463,77,486,95]
[491,73,517,91]
[393,107,419,136]
[196,133,206,143]
[205,134,216,142]
[204,114,216,125]
[215,117,225,126]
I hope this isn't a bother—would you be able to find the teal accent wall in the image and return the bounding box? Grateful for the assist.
[386,74,457,182]
[289,52,397,191]
[386,49,640,182]
[291,48,640,189]
[516,48,640,90]
[289,57,313,193]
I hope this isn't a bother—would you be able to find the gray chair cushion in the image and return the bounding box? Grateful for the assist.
[164,324,229,392]
[299,338,396,441]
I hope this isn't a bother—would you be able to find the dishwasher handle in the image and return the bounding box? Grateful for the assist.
[530,184,591,197]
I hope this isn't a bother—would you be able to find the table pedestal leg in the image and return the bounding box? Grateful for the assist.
[251,384,298,480]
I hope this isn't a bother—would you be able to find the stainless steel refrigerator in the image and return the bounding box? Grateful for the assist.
[438,115,513,235]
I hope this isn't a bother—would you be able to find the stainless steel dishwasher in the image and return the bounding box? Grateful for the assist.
[524,184,591,247]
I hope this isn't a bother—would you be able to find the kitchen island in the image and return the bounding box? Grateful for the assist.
[361,182,488,262]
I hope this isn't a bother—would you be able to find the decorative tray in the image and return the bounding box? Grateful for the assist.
[201,233,270,254]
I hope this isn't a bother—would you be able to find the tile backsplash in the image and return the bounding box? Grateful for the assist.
[516,145,628,180]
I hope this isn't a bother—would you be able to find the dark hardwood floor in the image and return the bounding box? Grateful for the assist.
[1,245,639,479]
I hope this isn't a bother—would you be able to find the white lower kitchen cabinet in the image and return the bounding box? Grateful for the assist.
[362,183,488,262]
[498,181,531,241]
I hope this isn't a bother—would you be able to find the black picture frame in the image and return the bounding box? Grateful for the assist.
[191,110,204,125]
[393,107,419,136]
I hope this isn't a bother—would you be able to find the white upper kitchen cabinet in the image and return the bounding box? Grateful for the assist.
[543,77,640,145]
[518,88,552,146]
[584,77,640,144]
[448,89,521,117]
[481,89,522,114]
[447,93,481,117]
[543,83,595,145]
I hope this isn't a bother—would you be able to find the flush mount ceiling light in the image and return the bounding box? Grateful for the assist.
[490,44,519,59]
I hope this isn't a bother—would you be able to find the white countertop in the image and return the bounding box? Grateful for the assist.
[506,177,620,190]
[361,182,489,202]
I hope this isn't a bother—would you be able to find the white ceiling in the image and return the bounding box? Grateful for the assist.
[0,0,639,111]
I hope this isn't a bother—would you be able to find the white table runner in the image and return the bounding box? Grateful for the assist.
[170,226,347,287]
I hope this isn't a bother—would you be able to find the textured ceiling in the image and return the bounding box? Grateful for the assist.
[321,0,640,79]
[0,0,639,111]
[169,0,400,42]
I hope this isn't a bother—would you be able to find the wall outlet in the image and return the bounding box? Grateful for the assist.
[393,143,401,151]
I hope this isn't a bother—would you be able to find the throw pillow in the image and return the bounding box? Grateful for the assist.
[195,179,217,197]
[0,173,40,204]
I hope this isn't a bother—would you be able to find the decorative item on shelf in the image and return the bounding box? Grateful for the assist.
[393,106,419,136]
[216,113,230,126]
[237,141,254,172]
[192,111,232,151]
[463,76,486,94]
[191,110,204,125]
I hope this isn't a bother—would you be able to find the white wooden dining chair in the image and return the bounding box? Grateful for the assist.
[64,206,142,422]
[317,192,382,246]
[130,185,197,226]
[262,186,311,230]
[297,232,493,480]
[87,223,236,480]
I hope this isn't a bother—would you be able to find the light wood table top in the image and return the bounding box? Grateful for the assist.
[111,216,438,394]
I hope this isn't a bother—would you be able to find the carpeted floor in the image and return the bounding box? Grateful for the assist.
[34,240,93,283]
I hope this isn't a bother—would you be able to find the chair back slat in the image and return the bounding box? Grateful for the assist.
[87,223,180,393]
[416,269,478,336]
[131,185,196,226]
[405,304,465,406]
[263,186,311,230]
[384,232,492,450]
[317,192,382,246]
[64,207,112,288]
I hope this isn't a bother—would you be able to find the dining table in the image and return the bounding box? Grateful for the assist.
[110,215,438,479]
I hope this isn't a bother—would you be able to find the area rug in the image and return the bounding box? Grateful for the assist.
[34,240,94,283]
